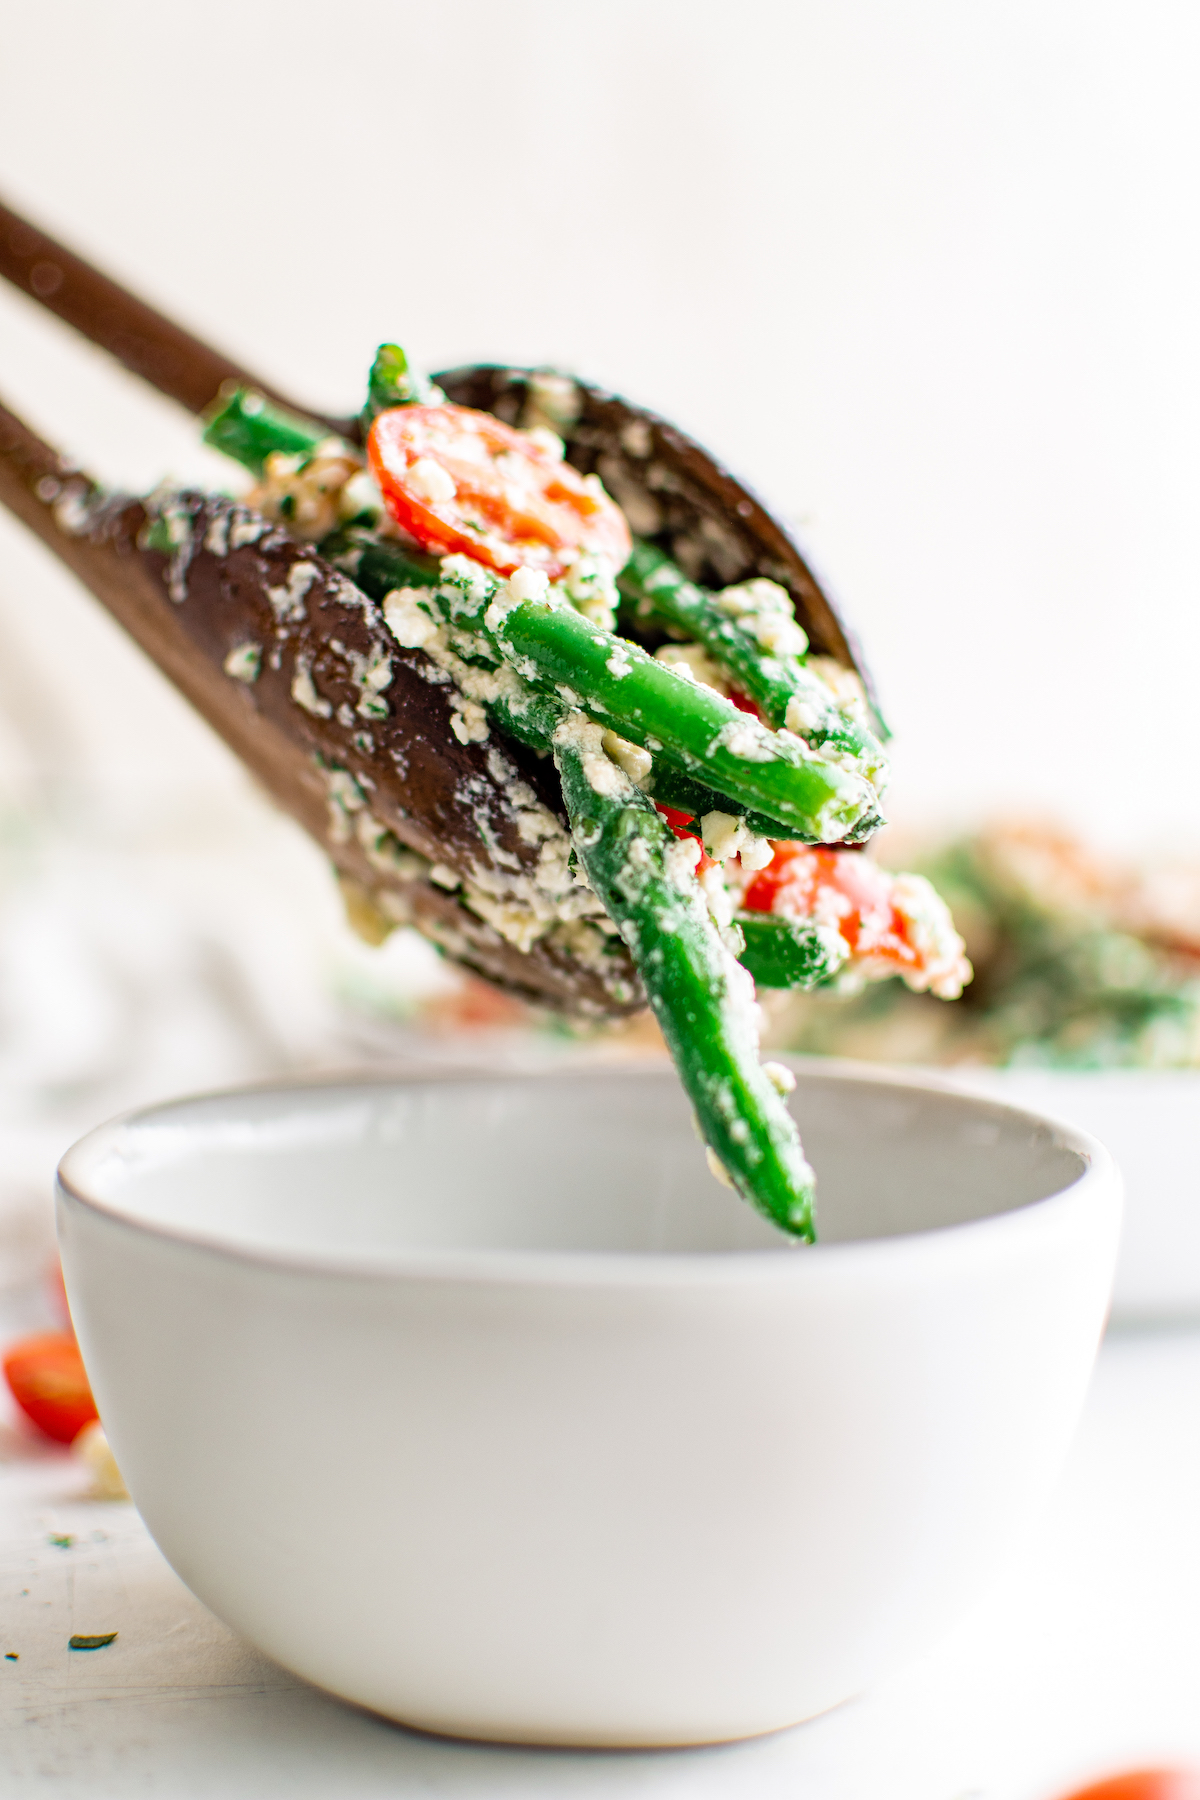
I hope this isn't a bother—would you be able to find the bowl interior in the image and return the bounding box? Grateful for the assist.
[60,1066,1090,1261]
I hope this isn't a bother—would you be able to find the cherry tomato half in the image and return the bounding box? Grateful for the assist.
[1054,1773,1200,1800]
[368,404,631,580]
[742,842,924,975]
[3,1331,99,1443]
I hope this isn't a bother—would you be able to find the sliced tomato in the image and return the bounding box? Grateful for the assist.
[3,1331,99,1443]
[368,404,631,580]
[742,843,921,975]
[1054,1774,1200,1800]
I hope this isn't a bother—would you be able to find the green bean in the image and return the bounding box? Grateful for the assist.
[646,763,795,844]
[323,525,442,593]
[202,388,328,476]
[489,594,882,845]
[620,539,888,787]
[735,912,848,990]
[204,405,881,845]
[198,392,851,1230]
[212,488,820,1229]
[363,343,444,426]
[355,556,816,1229]
[332,534,881,845]
[554,727,816,1236]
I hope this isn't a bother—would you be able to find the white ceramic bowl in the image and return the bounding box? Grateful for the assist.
[57,1062,1120,1748]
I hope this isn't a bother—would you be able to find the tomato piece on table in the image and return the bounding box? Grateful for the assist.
[1054,1775,1200,1800]
[3,1331,99,1443]
[368,403,631,580]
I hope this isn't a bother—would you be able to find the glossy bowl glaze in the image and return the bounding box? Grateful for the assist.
[57,1062,1120,1747]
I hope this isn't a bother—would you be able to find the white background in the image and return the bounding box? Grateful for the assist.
[1,0,1199,851]
[3,13,1200,1792]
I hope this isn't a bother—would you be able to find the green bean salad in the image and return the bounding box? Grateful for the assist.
[200,350,971,1239]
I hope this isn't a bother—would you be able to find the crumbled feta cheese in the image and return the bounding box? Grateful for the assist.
[525,426,565,461]
[407,456,457,504]
[223,642,261,683]
[785,693,826,734]
[451,700,489,744]
[763,1061,796,1096]
[320,764,368,842]
[712,719,775,761]
[230,510,267,549]
[739,834,774,873]
[664,835,703,888]
[698,862,736,931]
[717,578,809,660]
[558,552,619,631]
[440,553,496,603]
[507,565,550,604]
[748,613,809,658]
[383,587,439,649]
[701,811,746,863]
[429,863,461,890]
[339,468,384,522]
[522,371,582,435]
[253,444,362,541]
[462,884,550,953]
[601,730,653,786]
[52,486,94,537]
[349,644,394,718]
[266,560,318,624]
[654,642,729,695]
[807,656,871,727]
[354,814,430,882]
[889,872,973,999]
[291,656,332,718]
[552,711,633,801]
[705,1146,736,1190]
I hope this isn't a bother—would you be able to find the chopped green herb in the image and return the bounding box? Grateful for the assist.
[48,1534,74,1549]
[68,1632,118,1651]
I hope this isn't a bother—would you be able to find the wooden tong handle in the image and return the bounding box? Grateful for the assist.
[0,193,354,436]
[0,391,282,774]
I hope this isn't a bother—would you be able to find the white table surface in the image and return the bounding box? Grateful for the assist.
[2,1318,1199,1800]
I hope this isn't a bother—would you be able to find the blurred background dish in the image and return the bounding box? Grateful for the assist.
[753,822,1200,1319]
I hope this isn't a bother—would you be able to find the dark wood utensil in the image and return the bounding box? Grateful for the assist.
[0,195,879,1016]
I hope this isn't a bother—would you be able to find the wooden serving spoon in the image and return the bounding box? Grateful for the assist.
[0,195,880,1017]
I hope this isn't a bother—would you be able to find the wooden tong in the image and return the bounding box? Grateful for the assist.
[0,195,874,1017]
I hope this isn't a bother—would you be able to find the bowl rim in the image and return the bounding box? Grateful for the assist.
[55,1057,1120,1288]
